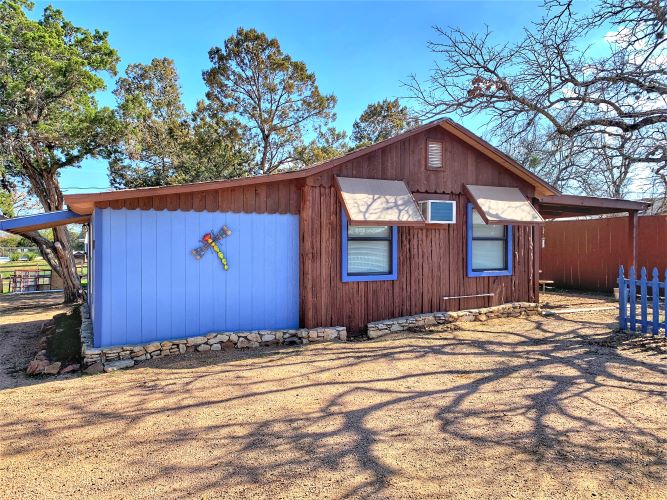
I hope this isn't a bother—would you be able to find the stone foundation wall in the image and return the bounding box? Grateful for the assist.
[78,302,539,373]
[366,302,540,339]
[80,304,346,374]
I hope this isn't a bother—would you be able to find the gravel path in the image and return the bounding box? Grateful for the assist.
[0,300,666,498]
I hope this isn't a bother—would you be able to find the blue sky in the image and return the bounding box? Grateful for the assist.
[33,1,557,193]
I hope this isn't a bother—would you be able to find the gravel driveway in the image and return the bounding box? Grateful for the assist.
[0,298,665,499]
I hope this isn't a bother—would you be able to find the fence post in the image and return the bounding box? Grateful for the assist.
[651,268,660,335]
[664,270,667,337]
[629,266,637,332]
[618,266,627,331]
[640,267,648,333]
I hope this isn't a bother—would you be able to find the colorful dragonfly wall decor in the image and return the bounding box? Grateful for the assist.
[192,225,232,270]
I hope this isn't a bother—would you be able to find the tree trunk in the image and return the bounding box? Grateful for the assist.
[15,158,84,304]
[260,133,270,174]
[16,225,84,304]
[52,225,83,303]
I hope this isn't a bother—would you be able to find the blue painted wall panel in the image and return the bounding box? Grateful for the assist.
[109,210,128,343]
[92,209,300,347]
[124,210,143,344]
[140,210,158,343]
[170,212,188,339]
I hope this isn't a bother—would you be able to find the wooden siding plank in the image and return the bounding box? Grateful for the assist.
[124,209,143,344]
[108,209,128,344]
[205,190,218,212]
[192,191,206,212]
[140,210,158,343]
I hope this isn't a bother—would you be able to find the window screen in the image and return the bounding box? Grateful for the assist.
[471,209,508,271]
[347,225,392,275]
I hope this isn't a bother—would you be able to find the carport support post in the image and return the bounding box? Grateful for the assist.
[628,210,638,271]
[532,199,541,302]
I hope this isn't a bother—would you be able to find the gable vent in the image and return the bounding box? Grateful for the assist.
[419,200,456,224]
[427,140,443,169]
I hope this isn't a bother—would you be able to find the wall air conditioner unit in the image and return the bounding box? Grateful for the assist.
[419,200,456,224]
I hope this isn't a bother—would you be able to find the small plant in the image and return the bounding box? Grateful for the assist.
[25,252,38,261]
[9,252,21,262]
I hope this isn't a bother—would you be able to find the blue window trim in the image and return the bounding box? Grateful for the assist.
[341,211,398,282]
[466,203,513,278]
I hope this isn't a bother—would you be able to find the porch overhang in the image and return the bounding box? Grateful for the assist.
[0,210,89,234]
[537,194,649,272]
[334,176,425,226]
[538,195,648,219]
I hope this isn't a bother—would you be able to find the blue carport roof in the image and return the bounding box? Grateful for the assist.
[0,210,90,234]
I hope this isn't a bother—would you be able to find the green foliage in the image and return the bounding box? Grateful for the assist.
[25,251,37,261]
[0,235,36,248]
[9,252,21,262]
[0,1,120,198]
[0,1,116,301]
[0,191,12,218]
[67,227,85,251]
[111,58,252,188]
[293,127,349,167]
[204,27,337,174]
[351,98,419,147]
[0,163,11,217]
[0,235,20,247]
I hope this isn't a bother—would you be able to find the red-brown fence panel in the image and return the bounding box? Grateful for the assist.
[541,215,667,292]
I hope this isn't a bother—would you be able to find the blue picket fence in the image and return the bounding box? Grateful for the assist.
[618,266,667,335]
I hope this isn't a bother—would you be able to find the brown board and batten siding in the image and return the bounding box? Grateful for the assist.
[92,179,303,215]
[300,126,539,331]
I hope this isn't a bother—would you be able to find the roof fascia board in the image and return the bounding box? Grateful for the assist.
[0,210,89,233]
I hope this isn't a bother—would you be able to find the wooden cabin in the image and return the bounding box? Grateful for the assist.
[1,118,647,348]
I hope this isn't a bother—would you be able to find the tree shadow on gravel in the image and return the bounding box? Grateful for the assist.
[1,314,666,498]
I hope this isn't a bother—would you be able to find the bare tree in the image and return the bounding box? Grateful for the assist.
[408,0,667,199]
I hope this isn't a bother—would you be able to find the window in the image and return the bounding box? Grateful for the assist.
[426,140,443,169]
[466,203,513,277]
[341,212,398,282]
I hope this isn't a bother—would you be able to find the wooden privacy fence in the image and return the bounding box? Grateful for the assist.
[542,215,667,292]
[618,266,666,336]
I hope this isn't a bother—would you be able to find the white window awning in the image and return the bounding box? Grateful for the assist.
[464,184,544,225]
[335,177,425,226]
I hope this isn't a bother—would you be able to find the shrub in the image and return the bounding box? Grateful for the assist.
[25,252,38,261]
[9,252,21,262]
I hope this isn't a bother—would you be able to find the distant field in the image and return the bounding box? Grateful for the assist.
[0,259,87,293]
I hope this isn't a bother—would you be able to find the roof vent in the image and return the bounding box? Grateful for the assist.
[427,140,443,169]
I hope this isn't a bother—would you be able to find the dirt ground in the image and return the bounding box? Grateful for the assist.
[540,289,617,309]
[0,292,71,390]
[0,292,666,499]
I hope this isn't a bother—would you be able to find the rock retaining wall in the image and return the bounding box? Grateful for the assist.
[366,302,540,339]
[80,304,346,374]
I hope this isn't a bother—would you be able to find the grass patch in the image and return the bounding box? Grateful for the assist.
[47,307,82,365]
